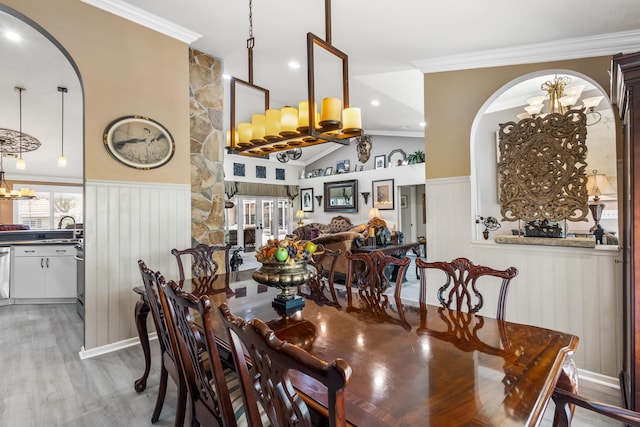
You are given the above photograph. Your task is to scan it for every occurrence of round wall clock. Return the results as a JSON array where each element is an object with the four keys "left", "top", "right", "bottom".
[{"left": 103, "top": 115, "right": 175, "bottom": 169}]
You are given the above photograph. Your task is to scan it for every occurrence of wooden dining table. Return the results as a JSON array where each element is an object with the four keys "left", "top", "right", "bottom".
[{"left": 134, "top": 270, "right": 579, "bottom": 426}]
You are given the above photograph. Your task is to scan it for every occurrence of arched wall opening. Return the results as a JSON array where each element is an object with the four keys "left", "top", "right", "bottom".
[{"left": 469, "top": 69, "right": 617, "bottom": 241}]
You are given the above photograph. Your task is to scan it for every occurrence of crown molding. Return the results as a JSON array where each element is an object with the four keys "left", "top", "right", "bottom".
[
  {"left": 81, "top": 0, "right": 201, "bottom": 44},
  {"left": 414, "top": 30, "right": 640, "bottom": 73}
]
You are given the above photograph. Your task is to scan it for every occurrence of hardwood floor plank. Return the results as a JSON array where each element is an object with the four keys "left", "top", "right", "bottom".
[{"left": 0, "top": 303, "right": 626, "bottom": 426}]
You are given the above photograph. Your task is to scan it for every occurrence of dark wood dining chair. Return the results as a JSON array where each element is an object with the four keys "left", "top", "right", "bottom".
[
  {"left": 345, "top": 250, "right": 411, "bottom": 329},
  {"left": 160, "top": 279, "right": 243, "bottom": 427},
  {"left": 300, "top": 244, "right": 342, "bottom": 308},
  {"left": 218, "top": 302, "right": 353, "bottom": 427},
  {"left": 137, "top": 260, "right": 186, "bottom": 427},
  {"left": 171, "top": 243, "right": 233, "bottom": 296},
  {"left": 415, "top": 257, "right": 518, "bottom": 320},
  {"left": 552, "top": 388, "right": 640, "bottom": 426}
]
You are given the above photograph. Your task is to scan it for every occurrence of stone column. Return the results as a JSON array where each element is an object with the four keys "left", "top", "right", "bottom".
[{"left": 189, "top": 48, "right": 225, "bottom": 248}]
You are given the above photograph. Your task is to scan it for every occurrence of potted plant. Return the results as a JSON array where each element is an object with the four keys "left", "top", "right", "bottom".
[{"left": 407, "top": 150, "right": 425, "bottom": 164}]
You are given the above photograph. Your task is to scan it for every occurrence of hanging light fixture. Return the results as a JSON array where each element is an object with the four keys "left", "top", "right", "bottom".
[
  {"left": 228, "top": 0, "right": 362, "bottom": 156},
  {"left": 57, "top": 86, "right": 68, "bottom": 167},
  {"left": 0, "top": 152, "right": 35, "bottom": 200},
  {"left": 519, "top": 76, "right": 603, "bottom": 125},
  {"left": 16, "top": 87, "right": 26, "bottom": 169}
]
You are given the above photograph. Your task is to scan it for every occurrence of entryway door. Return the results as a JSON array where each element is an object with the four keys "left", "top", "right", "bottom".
[{"left": 232, "top": 196, "right": 291, "bottom": 250}]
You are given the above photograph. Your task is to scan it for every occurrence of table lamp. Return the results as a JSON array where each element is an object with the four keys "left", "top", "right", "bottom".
[
  {"left": 295, "top": 209, "right": 306, "bottom": 228},
  {"left": 368, "top": 207, "right": 380, "bottom": 219},
  {"left": 586, "top": 170, "right": 615, "bottom": 232}
]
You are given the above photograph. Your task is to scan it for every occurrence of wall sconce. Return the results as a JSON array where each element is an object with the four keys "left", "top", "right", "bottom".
[
  {"left": 361, "top": 192, "right": 370, "bottom": 205},
  {"left": 315, "top": 195, "right": 323, "bottom": 207}
]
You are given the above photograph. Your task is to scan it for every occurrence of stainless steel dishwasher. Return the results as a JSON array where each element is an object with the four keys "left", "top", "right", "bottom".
[{"left": 0, "top": 246, "right": 10, "bottom": 299}]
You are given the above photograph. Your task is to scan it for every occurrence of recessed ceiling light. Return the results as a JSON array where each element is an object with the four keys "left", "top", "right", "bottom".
[
  {"left": 400, "top": 125, "right": 409, "bottom": 129},
  {"left": 370, "top": 99, "right": 380, "bottom": 106},
  {"left": 419, "top": 121, "right": 426, "bottom": 127},
  {"left": 222, "top": 74, "right": 231, "bottom": 80},
  {"left": 4, "top": 31, "right": 21, "bottom": 42},
  {"left": 288, "top": 61, "right": 301, "bottom": 70}
]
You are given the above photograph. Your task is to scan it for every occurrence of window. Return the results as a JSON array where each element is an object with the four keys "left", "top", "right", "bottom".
[{"left": 13, "top": 184, "right": 83, "bottom": 230}]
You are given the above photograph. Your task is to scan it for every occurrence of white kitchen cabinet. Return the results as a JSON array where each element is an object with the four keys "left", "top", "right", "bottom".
[{"left": 13, "top": 245, "right": 77, "bottom": 299}]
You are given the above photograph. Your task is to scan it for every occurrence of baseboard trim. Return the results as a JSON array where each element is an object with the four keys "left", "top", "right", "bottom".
[
  {"left": 578, "top": 368, "right": 621, "bottom": 389},
  {"left": 79, "top": 332, "right": 157, "bottom": 360}
]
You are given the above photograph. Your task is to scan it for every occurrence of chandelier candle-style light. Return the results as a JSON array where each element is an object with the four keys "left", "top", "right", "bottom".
[{"left": 227, "top": 0, "right": 362, "bottom": 156}]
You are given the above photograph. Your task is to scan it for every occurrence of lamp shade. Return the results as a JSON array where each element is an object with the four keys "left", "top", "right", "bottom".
[
  {"left": 586, "top": 170, "right": 615, "bottom": 197},
  {"left": 368, "top": 207, "right": 380, "bottom": 219},
  {"left": 295, "top": 209, "right": 306, "bottom": 220}
]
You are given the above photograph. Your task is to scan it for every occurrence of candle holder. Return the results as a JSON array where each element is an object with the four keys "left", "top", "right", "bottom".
[
  {"left": 361, "top": 192, "right": 370, "bottom": 205},
  {"left": 315, "top": 195, "right": 323, "bottom": 207}
]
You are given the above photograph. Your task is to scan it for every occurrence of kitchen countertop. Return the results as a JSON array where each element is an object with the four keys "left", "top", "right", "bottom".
[{"left": 0, "top": 239, "right": 82, "bottom": 246}]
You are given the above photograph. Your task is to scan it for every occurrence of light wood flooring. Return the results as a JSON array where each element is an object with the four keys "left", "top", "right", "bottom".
[{"left": 0, "top": 303, "right": 626, "bottom": 426}]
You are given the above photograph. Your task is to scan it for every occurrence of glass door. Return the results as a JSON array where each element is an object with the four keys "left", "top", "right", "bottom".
[{"left": 235, "top": 196, "right": 291, "bottom": 250}]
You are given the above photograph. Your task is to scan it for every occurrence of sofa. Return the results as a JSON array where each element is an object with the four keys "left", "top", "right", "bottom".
[{"left": 293, "top": 216, "right": 395, "bottom": 281}]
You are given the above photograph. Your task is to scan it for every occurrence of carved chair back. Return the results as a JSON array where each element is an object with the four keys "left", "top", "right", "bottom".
[
  {"left": 172, "top": 243, "right": 232, "bottom": 294},
  {"left": 345, "top": 250, "right": 410, "bottom": 328},
  {"left": 218, "top": 302, "right": 353, "bottom": 427},
  {"left": 161, "top": 279, "right": 238, "bottom": 427},
  {"left": 137, "top": 260, "right": 186, "bottom": 424},
  {"left": 305, "top": 244, "right": 342, "bottom": 307},
  {"left": 415, "top": 257, "right": 518, "bottom": 320}
]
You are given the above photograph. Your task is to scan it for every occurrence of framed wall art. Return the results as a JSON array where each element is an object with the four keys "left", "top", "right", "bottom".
[
  {"left": 301, "top": 188, "right": 314, "bottom": 212},
  {"left": 276, "top": 168, "right": 285, "bottom": 180},
  {"left": 325, "top": 166, "right": 333, "bottom": 176},
  {"left": 103, "top": 115, "right": 175, "bottom": 169},
  {"left": 324, "top": 180, "right": 358, "bottom": 213},
  {"left": 233, "top": 162, "right": 245, "bottom": 176},
  {"left": 374, "top": 154, "right": 386, "bottom": 169},
  {"left": 373, "top": 178, "right": 394, "bottom": 210},
  {"left": 256, "top": 165, "right": 266, "bottom": 178},
  {"left": 336, "top": 160, "right": 350, "bottom": 174}
]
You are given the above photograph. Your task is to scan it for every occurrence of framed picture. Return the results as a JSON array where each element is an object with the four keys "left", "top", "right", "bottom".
[
  {"left": 374, "top": 155, "right": 386, "bottom": 169},
  {"left": 301, "top": 188, "right": 314, "bottom": 212},
  {"left": 324, "top": 180, "right": 358, "bottom": 213},
  {"left": 325, "top": 166, "right": 333, "bottom": 176},
  {"left": 103, "top": 115, "right": 175, "bottom": 169},
  {"left": 387, "top": 149, "right": 406, "bottom": 167},
  {"left": 336, "top": 160, "right": 350, "bottom": 174},
  {"left": 276, "top": 168, "right": 285, "bottom": 180},
  {"left": 401, "top": 195, "right": 408, "bottom": 208},
  {"left": 233, "top": 163, "right": 245, "bottom": 176},
  {"left": 256, "top": 165, "right": 266, "bottom": 178},
  {"left": 373, "top": 178, "right": 394, "bottom": 210}
]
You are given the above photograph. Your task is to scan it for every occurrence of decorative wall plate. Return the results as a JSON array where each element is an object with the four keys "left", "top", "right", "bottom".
[{"left": 103, "top": 115, "right": 174, "bottom": 169}]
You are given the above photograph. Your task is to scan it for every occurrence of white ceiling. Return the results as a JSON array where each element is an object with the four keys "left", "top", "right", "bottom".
[{"left": 2, "top": 0, "right": 640, "bottom": 177}]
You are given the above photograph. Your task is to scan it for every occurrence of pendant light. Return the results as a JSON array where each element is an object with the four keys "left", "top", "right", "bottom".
[
  {"left": 58, "top": 86, "right": 68, "bottom": 167},
  {"left": 16, "top": 87, "right": 25, "bottom": 170}
]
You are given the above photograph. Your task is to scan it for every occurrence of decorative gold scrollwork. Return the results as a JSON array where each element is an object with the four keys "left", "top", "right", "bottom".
[{"left": 498, "top": 110, "right": 589, "bottom": 223}]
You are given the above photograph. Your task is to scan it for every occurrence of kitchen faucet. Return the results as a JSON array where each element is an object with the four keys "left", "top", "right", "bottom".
[{"left": 58, "top": 215, "right": 78, "bottom": 239}]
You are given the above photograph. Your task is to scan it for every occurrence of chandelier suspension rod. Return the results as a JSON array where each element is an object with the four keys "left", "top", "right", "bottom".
[
  {"left": 325, "top": 0, "right": 331, "bottom": 44},
  {"left": 247, "top": 0, "right": 254, "bottom": 84}
]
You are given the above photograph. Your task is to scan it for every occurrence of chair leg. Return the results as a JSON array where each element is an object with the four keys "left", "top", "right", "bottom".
[
  {"left": 151, "top": 363, "right": 169, "bottom": 423},
  {"left": 174, "top": 377, "right": 187, "bottom": 427}
]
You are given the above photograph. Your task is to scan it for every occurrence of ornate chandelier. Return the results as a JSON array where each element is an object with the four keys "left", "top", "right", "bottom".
[
  {"left": 518, "top": 76, "right": 603, "bottom": 125},
  {"left": 227, "top": 0, "right": 362, "bottom": 157}
]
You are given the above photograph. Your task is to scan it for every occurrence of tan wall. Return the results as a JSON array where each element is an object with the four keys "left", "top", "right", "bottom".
[
  {"left": 2, "top": 0, "right": 190, "bottom": 184},
  {"left": 424, "top": 57, "right": 612, "bottom": 179}
]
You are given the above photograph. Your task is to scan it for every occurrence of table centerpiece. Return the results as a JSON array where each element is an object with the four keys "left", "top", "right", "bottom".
[{"left": 253, "top": 236, "right": 319, "bottom": 315}]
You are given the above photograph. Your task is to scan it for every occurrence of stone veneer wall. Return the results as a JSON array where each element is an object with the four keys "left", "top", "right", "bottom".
[{"left": 189, "top": 48, "right": 226, "bottom": 251}]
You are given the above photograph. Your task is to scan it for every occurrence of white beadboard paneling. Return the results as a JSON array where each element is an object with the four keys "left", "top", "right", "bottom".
[
  {"left": 84, "top": 180, "right": 191, "bottom": 350},
  {"left": 426, "top": 177, "right": 623, "bottom": 376}
]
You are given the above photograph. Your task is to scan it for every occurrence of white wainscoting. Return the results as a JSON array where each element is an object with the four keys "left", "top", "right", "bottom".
[
  {"left": 84, "top": 180, "right": 191, "bottom": 351},
  {"left": 425, "top": 176, "right": 623, "bottom": 377}
]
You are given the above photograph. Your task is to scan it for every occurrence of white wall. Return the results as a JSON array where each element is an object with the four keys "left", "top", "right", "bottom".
[
  {"left": 297, "top": 163, "right": 425, "bottom": 228},
  {"left": 426, "top": 176, "right": 622, "bottom": 377}
]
